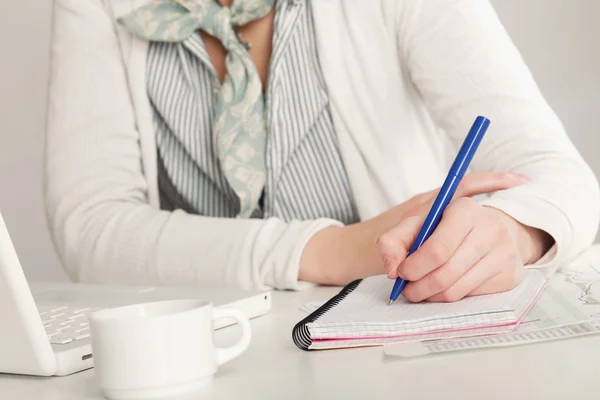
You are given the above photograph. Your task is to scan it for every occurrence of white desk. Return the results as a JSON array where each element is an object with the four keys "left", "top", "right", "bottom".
[{"left": 1, "top": 285, "right": 599, "bottom": 400}]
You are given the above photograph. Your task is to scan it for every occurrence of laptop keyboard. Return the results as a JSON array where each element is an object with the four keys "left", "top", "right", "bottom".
[{"left": 37, "top": 305, "right": 104, "bottom": 345}]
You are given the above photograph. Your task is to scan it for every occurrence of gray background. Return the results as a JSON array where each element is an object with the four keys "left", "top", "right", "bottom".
[{"left": 1, "top": 0, "right": 598, "bottom": 282}]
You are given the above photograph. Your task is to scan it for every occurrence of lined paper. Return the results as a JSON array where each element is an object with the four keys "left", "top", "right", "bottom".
[{"left": 307, "top": 270, "right": 545, "bottom": 340}]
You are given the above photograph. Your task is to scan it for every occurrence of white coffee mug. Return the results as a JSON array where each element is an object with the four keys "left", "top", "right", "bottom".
[{"left": 88, "top": 299, "right": 251, "bottom": 400}]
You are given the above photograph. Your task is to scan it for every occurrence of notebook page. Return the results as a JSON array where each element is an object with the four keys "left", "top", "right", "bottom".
[{"left": 309, "top": 269, "right": 545, "bottom": 338}]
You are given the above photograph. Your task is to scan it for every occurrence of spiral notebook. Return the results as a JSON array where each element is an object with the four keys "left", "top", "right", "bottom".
[{"left": 292, "top": 270, "right": 546, "bottom": 350}]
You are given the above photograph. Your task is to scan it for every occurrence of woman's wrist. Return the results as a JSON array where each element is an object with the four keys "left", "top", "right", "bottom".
[
  {"left": 299, "top": 222, "right": 382, "bottom": 286},
  {"left": 298, "top": 225, "right": 345, "bottom": 285},
  {"left": 486, "top": 207, "right": 554, "bottom": 265},
  {"left": 517, "top": 223, "right": 554, "bottom": 264}
]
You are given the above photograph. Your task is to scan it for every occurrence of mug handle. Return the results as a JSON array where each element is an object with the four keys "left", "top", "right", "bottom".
[{"left": 212, "top": 307, "right": 252, "bottom": 366}]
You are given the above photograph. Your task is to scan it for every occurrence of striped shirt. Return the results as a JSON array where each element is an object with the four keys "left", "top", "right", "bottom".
[{"left": 147, "top": 0, "right": 358, "bottom": 224}]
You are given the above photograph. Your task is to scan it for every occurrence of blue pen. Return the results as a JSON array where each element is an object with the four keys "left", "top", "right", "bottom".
[{"left": 388, "top": 116, "right": 491, "bottom": 305}]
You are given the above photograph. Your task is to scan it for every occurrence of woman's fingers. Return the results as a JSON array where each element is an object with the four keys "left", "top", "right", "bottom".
[
  {"left": 404, "top": 171, "right": 529, "bottom": 219},
  {"left": 456, "top": 172, "right": 530, "bottom": 198},
  {"left": 396, "top": 198, "right": 476, "bottom": 282},
  {"left": 375, "top": 216, "right": 424, "bottom": 278},
  {"left": 467, "top": 257, "right": 525, "bottom": 297},
  {"left": 424, "top": 253, "right": 504, "bottom": 302},
  {"left": 401, "top": 228, "right": 490, "bottom": 302},
  {"left": 422, "top": 221, "right": 524, "bottom": 303}
]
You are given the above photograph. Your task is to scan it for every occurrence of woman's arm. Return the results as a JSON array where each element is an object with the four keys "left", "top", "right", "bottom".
[
  {"left": 44, "top": 0, "right": 342, "bottom": 290},
  {"left": 394, "top": 0, "right": 599, "bottom": 275}
]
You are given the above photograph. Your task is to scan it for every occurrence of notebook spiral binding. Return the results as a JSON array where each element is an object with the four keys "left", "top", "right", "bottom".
[{"left": 292, "top": 279, "right": 363, "bottom": 351}]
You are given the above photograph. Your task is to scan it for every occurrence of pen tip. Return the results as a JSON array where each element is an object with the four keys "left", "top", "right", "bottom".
[{"left": 388, "top": 300, "right": 394, "bottom": 306}]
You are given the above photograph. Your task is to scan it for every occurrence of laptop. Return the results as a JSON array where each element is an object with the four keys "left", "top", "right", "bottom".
[{"left": 0, "top": 213, "right": 271, "bottom": 377}]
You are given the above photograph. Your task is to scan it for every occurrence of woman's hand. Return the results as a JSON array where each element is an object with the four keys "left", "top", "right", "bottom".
[
  {"left": 299, "top": 171, "right": 534, "bottom": 286},
  {"left": 376, "top": 198, "right": 553, "bottom": 303}
]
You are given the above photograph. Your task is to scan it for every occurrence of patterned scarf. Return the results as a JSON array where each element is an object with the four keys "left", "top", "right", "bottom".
[{"left": 119, "top": 0, "right": 275, "bottom": 218}]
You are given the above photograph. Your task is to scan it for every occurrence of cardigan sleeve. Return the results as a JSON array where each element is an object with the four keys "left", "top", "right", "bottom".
[
  {"left": 396, "top": 0, "right": 600, "bottom": 275},
  {"left": 44, "top": 0, "right": 341, "bottom": 290}
]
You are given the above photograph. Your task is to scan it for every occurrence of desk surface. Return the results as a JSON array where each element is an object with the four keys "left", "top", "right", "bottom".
[{"left": 1, "top": 284, "right": 599, "bottom": 400}]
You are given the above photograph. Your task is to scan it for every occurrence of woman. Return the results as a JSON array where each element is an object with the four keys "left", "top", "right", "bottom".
[{"left": 45, "top": 0, "right": 599, "bottom": 302}]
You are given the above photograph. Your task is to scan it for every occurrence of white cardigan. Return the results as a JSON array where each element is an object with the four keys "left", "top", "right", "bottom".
[{"left": 44, "top": 0, "right": 600, "bottom": 290}]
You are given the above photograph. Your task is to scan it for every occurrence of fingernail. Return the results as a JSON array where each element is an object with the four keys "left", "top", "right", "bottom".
[
  {"left": 516, "top": 173, "right": 531, "bottom": 182},
  {"left": 396, "top": 262, "right": 406, "bottom": 280},
  {"left": 384, "top": 257, "right": 396, "bottom": 274},
  {"left": 509, "top": 173, "right": 530, "bottom": 183}
]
